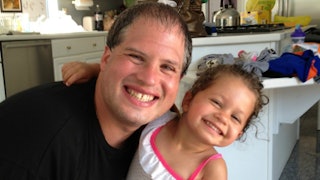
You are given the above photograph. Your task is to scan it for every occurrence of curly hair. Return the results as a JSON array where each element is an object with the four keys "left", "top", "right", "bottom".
[{"left": 189, "top": 64, "right": 269, "bottom": 140}]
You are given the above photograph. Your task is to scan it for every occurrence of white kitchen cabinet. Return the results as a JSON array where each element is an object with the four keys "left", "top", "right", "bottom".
[{"left": 52, "top": 35, "right": 106, "bottom": 81}]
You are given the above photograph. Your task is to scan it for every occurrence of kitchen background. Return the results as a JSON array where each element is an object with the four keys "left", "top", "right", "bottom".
[
  {"left": 0, "top": 0, "right": 236, "bottom": 34},
  {"left": 0, "top": 0, "right": 122, "bottom": 33},
  {"left": 0, "top": 0, "right": 319, "bottom": 34}
]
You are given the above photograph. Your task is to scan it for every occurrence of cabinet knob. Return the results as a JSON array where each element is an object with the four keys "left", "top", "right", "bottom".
[
  {"left": 92, "top": 43, "right": 97, "bottom": 47},
  {"left": 66, "top": 46, "right": 71, "bottom": 50}
]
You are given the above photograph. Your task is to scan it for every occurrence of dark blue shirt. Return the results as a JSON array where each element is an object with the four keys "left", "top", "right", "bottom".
[{"left": 0, "top": 79, "right": 142, "bottom": 180}]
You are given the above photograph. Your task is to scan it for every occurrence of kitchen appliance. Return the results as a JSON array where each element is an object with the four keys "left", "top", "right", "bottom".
[
  {"left": 216, "top": 23, "right": 289, "bottom": 33},
  {"left": 215, "top": 0, "right": 320, "bottom": 34},
  {"left": 1, "top": 40, "right": 54, "bottom": 98},
  {"left": 213, "top": 0, "right": 240, "bottom": 27}
]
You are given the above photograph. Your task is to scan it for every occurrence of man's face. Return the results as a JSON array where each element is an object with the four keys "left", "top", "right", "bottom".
[{"left": 96, "top": 18, "right": 185, "bottom": 130}]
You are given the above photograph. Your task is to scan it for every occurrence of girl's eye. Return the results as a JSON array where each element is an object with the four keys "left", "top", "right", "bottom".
[
  {"left": 211, "top": 99, "right": 221, "bottom": 108},
  {"left": 232, "top": 115, "right": 241, "bottom": 124}
]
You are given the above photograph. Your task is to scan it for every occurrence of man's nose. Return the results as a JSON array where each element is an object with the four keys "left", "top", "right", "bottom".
[{"left": 137, "top": 64, "right": 159, "bottom": 85}]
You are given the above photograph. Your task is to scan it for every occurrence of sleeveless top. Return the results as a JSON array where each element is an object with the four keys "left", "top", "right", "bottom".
[{"left": 126, "top": 112, "right": 223, "bottom": 180}]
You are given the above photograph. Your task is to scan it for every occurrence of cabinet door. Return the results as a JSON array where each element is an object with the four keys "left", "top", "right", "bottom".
[{"left": 53, "top": 52, "right": 102, "bottom": 81}]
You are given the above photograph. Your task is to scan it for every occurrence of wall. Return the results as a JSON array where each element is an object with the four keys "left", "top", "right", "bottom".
[
  {"left": 0, "top": 0, "right": 46, "bottom": 21},
  {"left": 22, "top": 0, "right": 47, "bottom": 21},
  {"left": 57, "top": 0, "right": 123, "bottom": 25},
  {"left": 0, "top": 0, "right": 46, "bottom": 33},
  {"left": 0, "top": 0, "right": 123, "bottom": 28}
]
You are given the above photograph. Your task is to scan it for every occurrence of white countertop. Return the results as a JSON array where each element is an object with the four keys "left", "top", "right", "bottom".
[
  {"left": 0, "top": 31, "right": 108, "bottom": 41},
  {"left": 192, "top": 31, "right": 289, "bottom": 46},
  {"left": 182, "top": 70, "right": 319, "bottom": 91},
  {"left": 192, "top": 25, "right": 316, "bottom": 47}
]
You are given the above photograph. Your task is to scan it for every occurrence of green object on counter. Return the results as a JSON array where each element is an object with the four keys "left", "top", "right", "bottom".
[{"left": 202, "top": 0, "right": 208, "bottom": 3}]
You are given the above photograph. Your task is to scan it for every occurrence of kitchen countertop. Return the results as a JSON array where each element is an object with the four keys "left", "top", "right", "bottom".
[
  {"left": 193, "top": 31, "right": 290, "bottom": 46},
  {"left": 192, "top": 25, "right": 315, "bottom": 46},
  {"left": 0, "top": 25, "right": 313, "bottom": 43},
  {"left": 0, "top": 31, "right": 108, "bottom": 41},
  {"left": 0, "top": 25, "right": 297, "bottom": 42},
  {"left": 182, "top": 70, "right": 318, "bottom": 91}
]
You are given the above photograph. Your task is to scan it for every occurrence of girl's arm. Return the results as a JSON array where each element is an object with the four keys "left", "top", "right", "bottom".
[{"left": 61, "top": 62, "right": 100, "bottom": 86}]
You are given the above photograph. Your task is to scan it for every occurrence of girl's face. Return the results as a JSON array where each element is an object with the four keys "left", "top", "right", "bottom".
[{"left": 181, "top": 75, "right": 256, "bottom": 147}]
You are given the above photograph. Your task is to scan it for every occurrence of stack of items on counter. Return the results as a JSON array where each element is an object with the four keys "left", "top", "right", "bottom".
[
  {"left": 240, "top": 0, "right": 311, "bottom": 27},
  {"left": 196, "top": 26, "right": 320, "bottom": 83},
  {"left": 241, "top": 0, "right": 275, "bottom": 25}
]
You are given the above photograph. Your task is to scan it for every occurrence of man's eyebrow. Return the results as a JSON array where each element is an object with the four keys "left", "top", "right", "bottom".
[
  {"left": 125, "top": 47, "right": 181, "bottom": 68},
  {"left": 124, "top": 47, "right": 145, "bottom": 55}
]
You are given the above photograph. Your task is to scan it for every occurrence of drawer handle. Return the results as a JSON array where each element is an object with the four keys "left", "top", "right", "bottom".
[
  {"left": 92, "top": 43, "right": 97, "bottom": 47},
  {"left": 66, "top": 46, "right": 71, "bottom": 50}
]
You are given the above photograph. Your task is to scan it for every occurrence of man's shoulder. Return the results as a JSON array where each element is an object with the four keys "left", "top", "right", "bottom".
[
  {"left": 2, "top": 79, "right": 96, "bottom": 106},
  {"left": 0, "top": 80, "right": 98, "bottom": 179}
]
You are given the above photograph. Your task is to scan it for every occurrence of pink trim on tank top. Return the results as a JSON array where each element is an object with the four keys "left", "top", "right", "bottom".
[{"left": 150, "top": 126, "right": 222, "bottom": 180}]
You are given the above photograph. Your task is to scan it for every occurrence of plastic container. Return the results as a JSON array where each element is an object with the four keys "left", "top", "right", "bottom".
[{"left": 291, "top": 24, "right": 305, "bottom": 44}]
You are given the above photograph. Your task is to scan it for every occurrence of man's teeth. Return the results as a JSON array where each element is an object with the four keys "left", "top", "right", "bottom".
[
  {"left": 205, "top": 121, "right": 222, "bottom": 135},
  {"left": 128, "top": 89, "right": 154, "bottom": 102}
]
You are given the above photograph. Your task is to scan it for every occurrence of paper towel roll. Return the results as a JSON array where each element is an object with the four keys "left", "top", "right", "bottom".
[
  {"left": 72, "top": 0, "right": 93, "bottom": 10},
  {"left": 83, "top": 16, "right": 94, "bottom": 31}
]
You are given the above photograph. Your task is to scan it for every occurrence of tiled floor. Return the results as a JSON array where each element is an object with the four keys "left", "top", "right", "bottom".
[{"left": 279, "top": 104, "right": 320, "bottom": 180}]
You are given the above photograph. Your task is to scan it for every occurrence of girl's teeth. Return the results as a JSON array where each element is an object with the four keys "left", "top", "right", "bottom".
[{"left": 205, "top": 121, "right": 222, "bottom": 135}]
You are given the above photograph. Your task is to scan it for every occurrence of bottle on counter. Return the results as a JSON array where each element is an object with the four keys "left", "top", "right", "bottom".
[
  {"left": 94, "top": 4, "right": 104, "bottom": 31},
  {"left": 291, "top": 24, "right": 306, "bottom": 44},
  {"left": 283, "top": 24, "right": 306, "bottom": 52}
]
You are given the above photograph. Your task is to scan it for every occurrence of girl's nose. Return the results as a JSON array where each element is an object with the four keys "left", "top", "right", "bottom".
[{"left": 215, "top": 110, "right": 228, "bottom": 125}]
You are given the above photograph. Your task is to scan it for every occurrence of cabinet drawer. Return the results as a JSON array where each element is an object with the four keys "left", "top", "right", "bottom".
[
  {"left": 52, "top": 36, "right": 105, "bottom": 58},
  {"left": 53, "top": 52, "right": 102, "bottom": 81}
]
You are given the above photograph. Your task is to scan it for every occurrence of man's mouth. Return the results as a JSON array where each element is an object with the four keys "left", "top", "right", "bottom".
[
  {"left": 127, "top": 88, "right": 156, "bottom": 102},
  {"left": 204, "top": 120, "right": 223, "bottom": 135}
]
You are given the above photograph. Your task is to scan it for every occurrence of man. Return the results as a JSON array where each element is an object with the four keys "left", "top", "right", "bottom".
[{"left": 0, "top": 2, "right": 192, "bottom": 180}]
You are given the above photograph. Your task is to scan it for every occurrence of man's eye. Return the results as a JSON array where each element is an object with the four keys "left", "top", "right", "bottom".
[
  {"left": 161, "top": 64, "right": 176, "bottom": 72},
  {"left": 128, "top": 54, "right": 143, "bottom": 64}
]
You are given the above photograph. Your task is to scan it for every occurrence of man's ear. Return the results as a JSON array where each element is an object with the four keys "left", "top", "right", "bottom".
[
  {"left": 181, "top": 91, "right": 193, "bottom": 112},
  {"left": 100, "top": 46, "right": 111, "bottom": 71}
]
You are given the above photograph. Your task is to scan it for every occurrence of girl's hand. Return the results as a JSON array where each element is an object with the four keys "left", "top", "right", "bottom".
[{"left": 62, "top": 62, "right": 100, "bottom": 86}]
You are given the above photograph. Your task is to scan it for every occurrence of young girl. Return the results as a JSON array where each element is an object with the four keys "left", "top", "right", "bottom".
[{"left": 62, "top": 62, "right": 268, "bottom": 179}]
